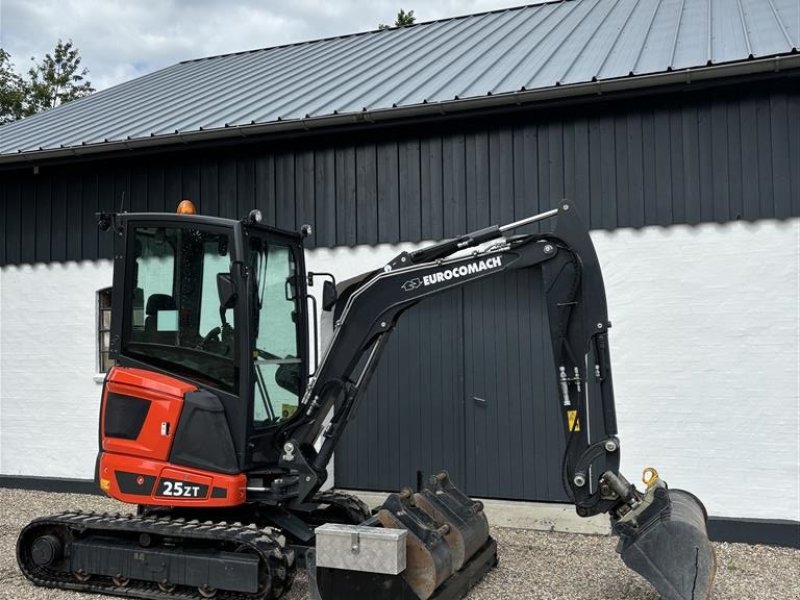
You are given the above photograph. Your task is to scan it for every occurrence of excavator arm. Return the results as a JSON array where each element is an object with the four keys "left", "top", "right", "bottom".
[
  {"left": 280, "top": 203, "right": 621, "bottom": 512},
  {"left": 278, "top": 202, "right": 716, "bottom": 600}
]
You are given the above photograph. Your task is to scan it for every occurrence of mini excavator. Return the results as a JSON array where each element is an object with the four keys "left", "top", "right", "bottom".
[{"left": 18, "top": 201, "right": 715, "bottom": 600}]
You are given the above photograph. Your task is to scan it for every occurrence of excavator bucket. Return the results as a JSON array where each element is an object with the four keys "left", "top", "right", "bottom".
[
  {"left": 376, "top": 472, "right": 496, "bottom": 600},
  {"left": 613, "top": 481, "right": 716, "bottom": 600},
  {"left": 412, "top": 472, "right": 490, "bottom": 571},
  {"left": 314, "top": 472, "right": 496, "bottom": 600}
]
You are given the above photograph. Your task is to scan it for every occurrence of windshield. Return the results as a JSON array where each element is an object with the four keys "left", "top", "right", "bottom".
[
  {"left": 249, "top": 235, "right": 302, "bottom": 426},
  {"left": 123, "top": 226, "right": 238, "bottom": 392}
]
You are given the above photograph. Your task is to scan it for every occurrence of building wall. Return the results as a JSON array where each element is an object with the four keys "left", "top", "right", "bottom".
[
  {"left": 593, "top": 219, "right": 798, "bottom": 522},
  {"left": 0, "top": 260, "right": 112, "bottom": 478},
  {"left": 2, "top": 218, "right": 797, "bottom": 520},
  {"left": 2, "top": 79, "right": 799, "bottom": 267}
]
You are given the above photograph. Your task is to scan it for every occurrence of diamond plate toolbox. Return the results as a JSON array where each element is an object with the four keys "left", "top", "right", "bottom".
[{"left": 315, "top": 524, "right": 407, "bottom": 575}]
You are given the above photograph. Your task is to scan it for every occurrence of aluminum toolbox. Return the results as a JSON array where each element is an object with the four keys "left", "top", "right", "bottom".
[{"left": 315, "top": 524, "right": 407, "bottom": 575}]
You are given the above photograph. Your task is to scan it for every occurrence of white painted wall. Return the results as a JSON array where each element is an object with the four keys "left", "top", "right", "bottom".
[
  {"left": 1, "top": 219, "right": 797, "bottom": 521},
  {"left": 0, "top": 260, "right": 113, "bottom": 478},
  {"left": 592, "top": 219, "right": 799, "bottom": 523}
]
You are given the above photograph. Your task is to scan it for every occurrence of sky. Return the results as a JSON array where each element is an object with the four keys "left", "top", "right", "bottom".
[{"left": 0, "top": 0, "right": 544, "bottom": 91}]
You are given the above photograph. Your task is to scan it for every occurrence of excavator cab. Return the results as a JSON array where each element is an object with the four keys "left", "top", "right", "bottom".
[{"left": 104, "top": 210, "right": 313, "bottom": 490}]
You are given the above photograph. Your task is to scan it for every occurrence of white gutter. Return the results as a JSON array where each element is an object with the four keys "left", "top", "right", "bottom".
[{"left": 1, "top": 54, "right": 798, "bottom": 167}]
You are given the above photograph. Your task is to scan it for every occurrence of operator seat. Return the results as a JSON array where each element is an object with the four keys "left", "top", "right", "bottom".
[{"left": 144, "top": 294, "right": 178, "bottom": 344}]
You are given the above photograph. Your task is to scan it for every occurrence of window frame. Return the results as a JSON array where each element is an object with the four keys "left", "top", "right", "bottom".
[
  {"left": 249, "top": 238, "right": 304, "bottom": 427},
  {"left": 241, "top": 226, "right": 310, "bottom": 433},
  {"left": 97, "top": 286, "right": 115, "bottom": 374}
]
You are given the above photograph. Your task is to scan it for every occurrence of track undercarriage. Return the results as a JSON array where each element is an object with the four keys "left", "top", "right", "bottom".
[
  {"left": 17, "top": 480, "right": 497, "bottom": 600},
  {"left": 17, "top": 491, "right": 371, "bottom": 600},
  {"left": 18, "top": 511, "right": 296, "bottom": 600}
]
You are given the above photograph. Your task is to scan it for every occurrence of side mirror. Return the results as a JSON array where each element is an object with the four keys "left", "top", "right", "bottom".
[
  {"left": 322, "top": 280, "right": 338, "bottom": 311},
  {"left": 217, "top": 272, "right": 237, "bottom": 309}
]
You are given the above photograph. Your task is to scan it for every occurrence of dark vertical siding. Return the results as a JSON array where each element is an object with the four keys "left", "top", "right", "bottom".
[
  {"left": 442, "top": 135, "right": 466, "bottom": 238},
  {"left": 420, "top": 137, "right": 444, "bottom": 240},
  {"left": 275, "top": 154, "right": 295, "bottom": 231},
  {"left": 336, "top": 269, "right": 570, "bottom": 502},
  {"left": 0, "top": 182, "right": 6, "bottom": 265},
  {"left": 19, "top": 178, "right": 36, "bottom": 264},
  {"left": 34, "top": 175, "right": 51, "bottom": 263},
  {"left": 770, "top": 93, "right": 792, "bottom": 219},
  {"left": 789, "top": 92, "right": 800, "bottom": 216},
  {"left": 335, "top": 147, "right": 357, "bottom": 246},
  {"left": 376, "top": 142, "right": 400, "bottom": 243},
  {"left": 355, "top": 145, "right": 378, "bottom": 245},
  {"left": 51, "top": 177, "right": 67, "bottom": 262},
  {"left": 398, "top": 139, "right": 421, "bottom": 240},
  {"left": 254, "top": 154, "right": 275, "bottom": 226},
  {"left": 5, "top": 180, "right": 20, "bottom": 264},
  {"left": 336, "top": 290, "right": 466, "bottom": 491},
  {"left": 314, "top": 150, "right": 336, "bottom": 247},
  {"left": 2, "top": 82, "right": 798, "bottom": 267},
  {"left": 236, "top": 158, "right": 255, "bottom": 221},
  {"left": 66, "top": 174, "right": 82, "bottom": 261}
]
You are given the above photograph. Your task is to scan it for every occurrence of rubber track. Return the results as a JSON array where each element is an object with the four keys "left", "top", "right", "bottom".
[
  {"left": 311, "top": 490, "right": 372, "bottom": 523},
  {"left": 17, "top": 511, "right": 296, "bottom": 600}
]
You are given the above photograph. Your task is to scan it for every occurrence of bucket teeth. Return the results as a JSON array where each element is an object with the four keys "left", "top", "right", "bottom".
[{"left": 377, "top": 471, "right": 491, "bottom": 600}]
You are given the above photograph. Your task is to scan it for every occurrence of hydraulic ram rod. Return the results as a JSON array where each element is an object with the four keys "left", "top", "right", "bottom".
[
  {"left": 499, "top": 208, "right": 559, "bottom": 233},
  {"left": 411, "top": 207, "right": 561, "bottom": 264}
]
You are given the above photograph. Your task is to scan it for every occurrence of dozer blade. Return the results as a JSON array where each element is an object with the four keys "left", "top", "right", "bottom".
[{"left": 613, "top": 483, "right": 716, "bottom": 600}]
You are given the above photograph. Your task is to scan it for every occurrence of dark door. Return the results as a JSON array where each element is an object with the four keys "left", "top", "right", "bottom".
[
  {"left": 335, "top": 290, "right": 466, "bottom": 491},
  {"left": 335, "top": 271, "right": 568, "bottom": 502},
  {"left": 462, "top": 270, "right": 568, "bottom": 501}
]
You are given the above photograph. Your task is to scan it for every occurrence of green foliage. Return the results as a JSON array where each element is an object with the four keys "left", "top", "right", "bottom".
[
  {"left": 0, "top": 49, "right": 27, "bottom": 124},
  {"left": 379, "top": 8, "right": 416, "bottom": 30},
  {"left": 0, "top": 40, "right": 94, "bottom": 124},
  {"left": 26, "top": 40, "right": 95, "bottom": 114}
]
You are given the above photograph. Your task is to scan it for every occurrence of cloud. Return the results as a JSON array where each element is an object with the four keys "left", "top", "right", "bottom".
[{"left": 0, "top": 0, "right": 540, "bottom": 90}]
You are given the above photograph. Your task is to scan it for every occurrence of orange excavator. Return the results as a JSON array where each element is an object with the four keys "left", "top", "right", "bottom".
[{"left": 17, "top": 201, "right": 715, "bottom": 600}]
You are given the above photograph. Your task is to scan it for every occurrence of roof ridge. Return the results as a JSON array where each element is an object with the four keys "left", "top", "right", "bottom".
[{"left": 177, "top": 0, "right": 568, "bottom": 65}]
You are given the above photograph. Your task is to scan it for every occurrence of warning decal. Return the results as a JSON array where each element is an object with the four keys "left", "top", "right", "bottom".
[{"left": 567, "top": 409, "right": 580, "bottom": 432}]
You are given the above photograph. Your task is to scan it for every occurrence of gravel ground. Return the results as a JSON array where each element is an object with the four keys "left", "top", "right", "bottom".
[{"left": 1, "top": 489, "right": 797, "bottom": 600}]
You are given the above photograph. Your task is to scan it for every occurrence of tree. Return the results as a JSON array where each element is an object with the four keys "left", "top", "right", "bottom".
[
  {"left": 0, "top": 49, "right": 27, "bottom": 124},
  {"left": 25, "top": 40, "right": 94, "bottom": 114},
  {"left": 379, "top": 8, "right": 416, "bottom": 30}
]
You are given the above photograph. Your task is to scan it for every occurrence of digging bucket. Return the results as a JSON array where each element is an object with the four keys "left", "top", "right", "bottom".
[
  {"left": 614, "top": 482, "right": 716, "bottom": 600},
  {"left": 376, "top": 471, "right": 495, "bottom": 599},
  {"left": 413, "top": 472, "right": 490, "bottom": 571}
]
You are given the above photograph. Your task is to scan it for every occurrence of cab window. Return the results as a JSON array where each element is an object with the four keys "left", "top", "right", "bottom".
[
  {"left": 123, "top": 226, "right": 238, "bottom": 392},
  {"left": 249, "top": 236, "right": 303, "bottom": 425}
]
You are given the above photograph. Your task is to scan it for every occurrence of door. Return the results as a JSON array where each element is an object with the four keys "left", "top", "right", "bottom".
[
  {"left": 462, "top": 270, "right": 568, "bottom": 501},
  {"left": 335, "top": 271, "right": 568, "bottom": 502},
  {"left": 335, "top": 290, "right": 466, "bottom": 491}
]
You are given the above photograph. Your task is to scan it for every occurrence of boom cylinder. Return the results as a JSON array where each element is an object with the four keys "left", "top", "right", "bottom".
[{"left": 411, "top": 208, "right": 560, "bottom": 264}]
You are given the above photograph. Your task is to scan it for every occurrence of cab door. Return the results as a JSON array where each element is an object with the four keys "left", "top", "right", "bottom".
[{"left": 241, "top": 226, "right": 310, "bottom": 468}]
